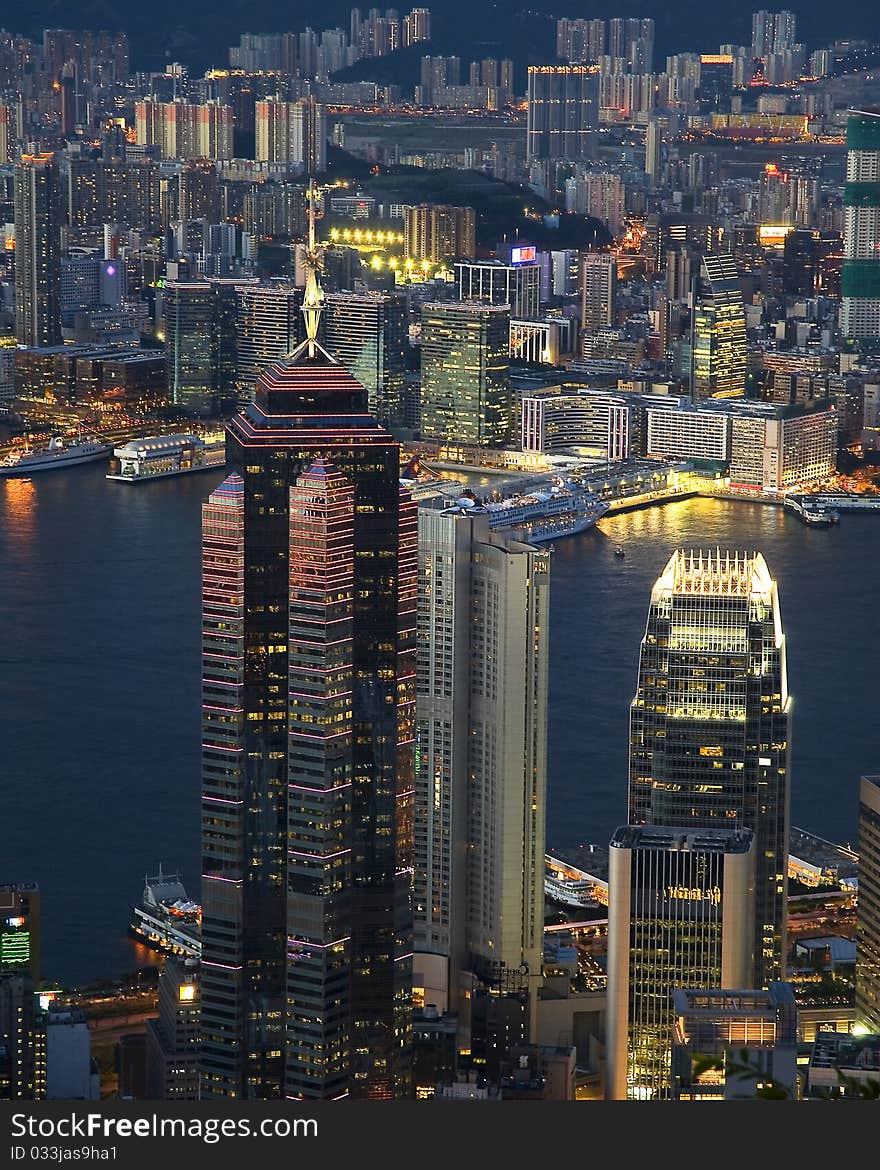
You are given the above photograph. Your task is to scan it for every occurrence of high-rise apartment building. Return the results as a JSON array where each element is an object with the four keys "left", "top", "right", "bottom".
[
  {"left": 403, "top": 8, "right": 431, "bottom": 47},
  {"left": 14, "top": 153, "right": 63, "bottom": 347},
  {"left": 455, "top": 259, "right": 540, "bottom": 320},
  {"left": 232, "top": 283, "right": 301, "bottom": 403},
  {"left": 580, "top": 252, "right": 617, "bottom": 334},
  {"left": 856, "top": 775, "right": 880, "bottom": 1033},
  {"left": 320, "top": 291, "right": 407, "bottom": 425},
  {"left": 606, "top": 825, "right": 755, "bottom": 1100},
  {"left": 841, "top": 111, "right": 880, "bottom": 344},
  {"left": 526, "top": 66, "right": 600, "bottom": 162},
  {"left": 556, "top": 18, "right": 606, "bottom": 63},
  {"left": 255, "top": 98, "right": 326, "bottom": 173},
  {"left": 690, "top": 253, "right": 747, "bottom": 399},
  {"left": 629, "top": 550, "right": 791, "bottom": 989},
  {"left": 752, "top": 10, "right": 797, "bottom": 57},
  {"left": 403, "top": 204, "right": 475, "bottom": 263},
  {"left": 414, "top": 506, "right": 549, "bottom": 1034},
  {"left": 136, "top": 99, "right": 233, "bottom": 161},
  {"left": 199, "top": 216, "right": 416, "bottom": 1100},
  {"left": 420, "top": 302, "right": 511, "bottom": 446}
]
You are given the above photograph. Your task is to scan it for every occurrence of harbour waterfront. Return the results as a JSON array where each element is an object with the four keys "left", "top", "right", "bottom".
[{"left": 1, "top": 464, "right": 875, "bottom": 985}]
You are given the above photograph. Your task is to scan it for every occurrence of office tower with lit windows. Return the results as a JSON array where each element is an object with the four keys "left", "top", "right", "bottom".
[
  {"left": 526, "top": 66, "right": 600, "bottom": 162},
  {"left": 420, "top": 302, "right": 511, "bottom": 446},
  {"left": 606, "top": 825, "right": 755, "bottom": 1100},
  {"left": 414, "top": 506, "right": 549, "bottom": 1036},
  {"left": 856, "top": 775, "right": 880, "bottom": 1033},
  {"left": 145, "top": 959, "right": 200, "bottom": 1100},
  {"left": 320, "top": 291, "right": 407, "bottom": 425},
  {"left": 199, "top": 214, "right": 416, "bottom": 1101},
  {"left": 698, "top": 56, "right": 734, "bottom": 112},
  {"left": 403, "top": 204, "right": 475, "bottom": 263},
  {"left": 162, "top": 282, "right": 223, "bottom": 412},
  {"left": 233, "top": 283, "right": 301, "bottom": 403},
  {"left": 14, "top": 153, "right": 62, "bottom": 347},
  {"left": 629, "top": 549, "right": 791, "bottom": 990},
  {"left": 841, "top": 110, "right": 880, "bottom": 344},
  {"left": 581, "top": 252, "right": 617, "bottom": 335},
  {"left": 0, "top": 973, "right": 42, "bottom": 1099},
  {"left": 690, "top": 254, "right": 747, "bottom": 399},
  {"left": 455, "top": 258, "right": 541, "bottom": 320}
]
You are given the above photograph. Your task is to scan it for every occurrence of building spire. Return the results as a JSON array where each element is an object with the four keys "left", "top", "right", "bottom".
[{"left": 301, "top": 179, "right": 325, "bottom": 358}]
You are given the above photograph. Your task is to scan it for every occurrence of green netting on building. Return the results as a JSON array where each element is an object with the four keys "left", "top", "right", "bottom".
[
  {"left": 847, "top": 114, "right": 880, "bottom": 151},
  {"left": 842, "top": 260, "right": 880, "bottom": 298},
  {"left": 844, "top": 181, "right": 880, "bottom": 207}
]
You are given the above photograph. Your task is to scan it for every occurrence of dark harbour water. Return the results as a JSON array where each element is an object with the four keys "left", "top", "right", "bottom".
[{"left": 1, "top": 464, "right": 876, "bottom": 986}]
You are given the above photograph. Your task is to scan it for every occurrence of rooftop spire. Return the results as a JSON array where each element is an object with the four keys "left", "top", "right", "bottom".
[{"left": 301, "top": 179, "right": 325, "bottom": 358}]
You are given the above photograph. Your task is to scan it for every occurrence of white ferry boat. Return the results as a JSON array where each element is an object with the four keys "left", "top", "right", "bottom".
[
  {"left": 128, "top": 868, "right": 201, "bottom": 960},
  {"left": 0, "top": 435, "right": 112, "bottom": 477},
  {"left": 106, "top": 432, "right": 226, "bottom": 482},
  {"left": 484, "top": 484, "right": 609, "bottom": 543}
]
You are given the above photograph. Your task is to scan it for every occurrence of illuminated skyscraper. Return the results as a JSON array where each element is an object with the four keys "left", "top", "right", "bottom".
[
  {"left": 135, "top": 99, "right": 233, "bottom": 160},
  {"left": 320, "top": 291, "right": 407, "bottom": 425},
  {"left": 199, "top": 203, "right": 416, "bottom": 1100},
  {"left": 629, "top": 550, "right": 791, "bottom": 989},
  {"left": 856, "top": 775, "right": 880, "bottom": 1033},
  {"left": 403, "top": 204, "right": 475, "bottom": 263},
  {"left": 420, "top": 301, "right": 511, "bottom": 446},
  {"left": 255, "top": 97, "right": 326, "bottom": 173},
  {"left": 690, "top": 254, "right": 747, "bottom": 399},
  {"left": 606, "top": 825, "right": 755, "bottom": 1099},
  {"left": 414, "top": 507, "right": 549, "bottom": 1037},
  {"left": 580, "top": 252, "right": 617, "bottom": 334},
  {"left": 233, "top": 283, "right": 301, "bottom": 403},
  {"left": 0, "top": 884, "right": 40, "bottom": 982},
  {"left": 526, "top": 66, "right": 599, "bottom": 162},
  {"left": 14, "top": 154, "right": 62, "bottom": 347},
  {"left": 841, "top": 110, "right": 880, "bottom": 344}
]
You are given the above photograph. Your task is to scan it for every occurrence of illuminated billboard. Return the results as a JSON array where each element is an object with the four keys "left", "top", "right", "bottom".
[
  {"left": 758, "top": 224, "right": 794, "bottom": 247},
  {"left": 510, "top": 245, "right": 537, "bottom": 264}
]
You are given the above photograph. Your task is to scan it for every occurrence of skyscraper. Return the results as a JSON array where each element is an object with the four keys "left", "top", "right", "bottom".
[
  {"left": 455, "top": 258, "right": 541, "bottom": 320},
  {"left": 606, "top": 825, "right": 755, "bottom": 1100},
  {"left": 420, "top": 302, "right": 511, "bottom": 447},
  {"left": 856, "top": 775, "right": 880, "bottom": 1033},
  {"left": 841, "top": 110, "right": 880, "bottom": 345},
  {"left": 0, "top": 884, "right": 40, "bottom": 982},
  {"left": 629, "top": 550, "right": 791, "bottom": 988},
  {"left": 145, "top": 959, "right": 200, "bottom": 1100},
  {"left": 690, "top": 254, "right": 747, "bottom": 399},
  {"left": 320, "top": 291, "right": 407, "bottom": 425},
  {"left": 403, "top": 204, "right": 476, "bottom": 263},
  {"left": 199, "top": 203, "right": 416, "bottom": 1100},
  {"left": 14, "top": 153, "right": 62, "bottom": 347},
  {"left": 233, "top": 283, "right": 301, "bottom": 403},
  {"left": 162, "top": 281, "right": 235, "bottom": 413},
  {"left": 255, "top": 97, "right": 327, "bottom": 173},
  {"left": 526, "top": 66, "right": 600, "bottom": 162},
  {"left": 414, "top": 506, "right": 549, "bottom": 1036},
  {"left": 580, "top": 252, "right": 617, "bottom": 334}
]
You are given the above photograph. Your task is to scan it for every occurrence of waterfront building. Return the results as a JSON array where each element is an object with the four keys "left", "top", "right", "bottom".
[
  {"left": 320, "top": 291, "right": 407, "bottom": 425},
  {"left": 146, "top": 959, "right": 200, "bottom": 1100},
  {"left": 645, "top": 404, "right": 729, "bottom": 463},
  {"left": 162, "top": 281, "right": 232, "bottom": 413},
  {"left": 725, "top": 402, "right": 837, "bottom": 492},
  {"left": 856, "top": 775, "right": 880, "bottom": 1033},
  {"left": 690, "top": 254, "right": 747, "bottom": 399},
  {"left": 414, "top": 507, "right": 549, "bottom": 1037},
  {"left": 404, "top": 205, "right": 475, "bottom": 263},
  {"left": 0, "top": 884, "right": 40, "bottom": 982},
  {"left": 199, "top": 207, "right": 416, "bottom": 1100},
  {"left": 455, "top": 259, "right": 541, "bottom": 321},
  {"left": 580, "top": 252, "right": 617, "bottom": 335},
  {"left": 14, "top": 154, "right": 62, "bottom": 348},
  {"left": 840, "top": 110, "right": 880, "bottom": 344},
  {"left": 526, "top": 66, "right": 600, "bottom": 162},
  {"left": 606, "top": 825, "right": 755, "bottom": 1100},
  {"left": 420, "top": 302, "right": 511, "bottom": 446},
  {"left": 629, "top": 549, "right": 791, "bottom": 989},
  {"left": 671, "top": 984, "right": 798, "bottom": 1100}
]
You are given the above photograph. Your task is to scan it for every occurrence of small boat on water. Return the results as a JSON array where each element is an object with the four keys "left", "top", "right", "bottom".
[{"left": 614, "top": 546, "right": 625, "bottom": 558}]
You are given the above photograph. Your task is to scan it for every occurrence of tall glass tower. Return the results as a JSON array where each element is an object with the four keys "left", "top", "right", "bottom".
[
  {"left": 690, "top": 254, "right": 747, "bottom": 399},
  {"left": 628, "top": 549, "right": 791, "bottom": 988},
  {"left": 199, "top": 198, "right": 416, "bottom": 1100},
  {"left": 14, "top": 154, "right": 62, "bottom": 347}
]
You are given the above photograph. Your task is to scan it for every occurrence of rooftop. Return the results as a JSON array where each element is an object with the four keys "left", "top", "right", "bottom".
[
  {"left": 657, "top": 548, "right": 775, "bottom": 600},
  {"left": 610, "top": 824, "right": 754, "bottom": 854}
]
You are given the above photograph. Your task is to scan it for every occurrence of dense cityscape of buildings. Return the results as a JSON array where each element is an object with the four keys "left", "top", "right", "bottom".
[{"left": 4, "top": 4, "right": 880, "bottom": 1109}]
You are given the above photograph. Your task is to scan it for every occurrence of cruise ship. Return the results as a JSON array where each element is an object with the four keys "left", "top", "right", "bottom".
[
  {"left": 106, "top": 432, "right": 226, "bottom": 482},
  {"left": 0, "top": 435, "right": 112, "bottom": 476},
  {"left": 128, "top": 868, "right": 201, "bottom": 960},
  {"left": 484, "top": 484, "right": 609, "bottom": 543}
]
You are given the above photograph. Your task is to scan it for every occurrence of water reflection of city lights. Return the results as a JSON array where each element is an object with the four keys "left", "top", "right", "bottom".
[{"left": 2, "top": 476, "right": 37, "bottom": 539}]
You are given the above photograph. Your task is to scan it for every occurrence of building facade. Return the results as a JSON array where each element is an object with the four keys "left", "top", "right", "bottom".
[
  {"left": 628, "top": 549, "right": 791, "bottom": 989},
  {"left": 404, "top": 205, "right": 475, "bottom": 263},
  {"left": 840, "top": 110, "right": 880, "bottom": 344},
  {"left": 455, "top": 259, "right": 541, "bottom": 321},
  {"left": 526, "top": 66, "right": 600, "bottom": 162},
  {"left": 856, "top": 775, "right": 880, "bottom": 1033},
  {"left": 606, "top": 825, "right": 755, "bottom": 1099},
  {"left": 14, "top": 153, "right": 62, "bottom": 348},
  {"left": 320, "top": 291, "right": 407, "bottom": 425},
  {"left": 690, "top": 254, "right": 747, "bottom": 399}
]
